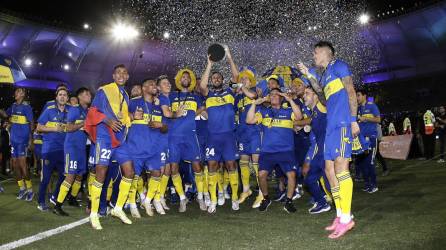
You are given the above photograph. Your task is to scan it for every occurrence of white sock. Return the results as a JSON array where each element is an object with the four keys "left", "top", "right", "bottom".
[
  {"left": 197, "top": 192, "right": 203, "bottom": 199},
  {"left": 179, "top": 194, "right": 186, "bottom": 200},
  {"left": 340, "top": 213, "right": 351, "bottom": 224},
  {"left": 336, "top": 208, "right": 342, "bottom": 218}
]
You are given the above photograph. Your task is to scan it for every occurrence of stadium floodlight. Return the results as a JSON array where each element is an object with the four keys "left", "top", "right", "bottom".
[
  {"left": 359, "top": 13, "right": 370, "bottom": 25},
  {"left": 63, "top": 64, "right": 70, "bottom": 71},
  {"left": 83, "top": 23, "right": 90, "bottom": 30},
  {"left": 24, "top": 58, "right": 32, "bottom": 67},
  {"left": 163, "top": 31, "right": 170, "bottom": 39},
  {"left": 111, "top": 22, "right": 139, "bottom": 41}
]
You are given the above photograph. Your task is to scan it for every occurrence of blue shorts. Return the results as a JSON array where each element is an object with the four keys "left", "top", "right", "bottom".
[
  {"left": 95, "top": 138, "right": 131, "bottom": 167},
  {"left": 11, "top": 142, "right": 28, "bottom": 158},
  {"left": 259, "top": 151, "right": 297, "bottom": 174},
  {"left": 305, "top": 142, "right": 318, "bottom": 164},
  {"left": 324, "top": 126, "right": 352, "bottom": 161},
  {"left": 64, "top": 145, "right": 87, "bottom": 175},
  {"left": 88, "top": 144, "right": 96, "bottom": 170},
  {"left": 34, "top": 145, "right": 42, "bottom": 159},
  {"left": 197, "top": 135, "right": 208, "bottom": 161},
  {"left": 42, "top": 150, "right": 65, "bottom": 173},
  {"left": 169, "top": 134, "right": 201, "bottom": 164},
  {"left": 133, "top": 153, "right": 165, "bottom": 175},
  {"left": 206, "top": 132, "right": 239, "bottom": 162},
  {"left": 238, "top": 132, "right": 261, "bottom": 155}
]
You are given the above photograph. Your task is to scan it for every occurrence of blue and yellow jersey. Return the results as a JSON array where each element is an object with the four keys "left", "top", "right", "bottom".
[
  {"left": 310, "top": 102, "right": 328, "bottom": 148},
  {"left": 32, "top": 131, "right": 43, "bottom": 145},
  {"left": 91, "top": 83, "right": 130, "bottom": 144},
  {"left": 169, "top": 91, "right": 202, "bottom": 136},
  {"left": 205, "top": 88, "right": 236, "bottom": 134},
  {"left": 308, "top": 59, "right": 352, "bottom": 130},
  {"left": 257, "top": 106, "right": 296, "bottom": 153},
  {"left": 235, "top": 89, "right": 260, "bottom": 138},
  {"left": 6, "top": 102, "right": 33, "bottom": 144},
  {"left": 37, "top": 105, "right": 68, "bottom": 154},
  {"left": 291, "top": 98, "right": 312, "bottom": 136},
  {"left": 127, "top": 97, "right": 164, "bottom": 158},
  {"left": 65, "top": 105, "right": 88, "bottom": 148},
  {"left": 358, "top": 102, "right": 380, "bottom": 138}
]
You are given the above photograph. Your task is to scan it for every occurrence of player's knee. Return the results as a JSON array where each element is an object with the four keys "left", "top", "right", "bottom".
[{"left": 259, "top": 170, "right": 268, "bottom": 179}]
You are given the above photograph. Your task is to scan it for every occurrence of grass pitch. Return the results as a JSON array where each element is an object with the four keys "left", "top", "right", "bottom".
[{"left": 1, "top": 159, "right": 446, "bottom": 249}]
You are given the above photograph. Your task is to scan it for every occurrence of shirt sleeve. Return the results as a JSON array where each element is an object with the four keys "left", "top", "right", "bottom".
[
  {"left": 159, "top": 95, "right": 170, "bottom": 107},
  {"left": 6, "top": 106, "right": 12, "bottom": 116},
  {"left": 67, "top": 108, "right": 79, "bottom": 123},
  {"left": 371, "top": 104, "right": 380, "bottom": 117},
  {"left": 334, "top": 60, "right": 352, "bottom": 79},
  {"left": 37, "top": 109, "right": 48, "bottom": 125},
  {"left": 25, "top": 106, "right": 33, "bottom": 123},
  {"left": 128, "top": 99, "right": 138, "bottom": 113},
  {"left": 195, "top": 94, "right": 203, "bottom": 109},
  {"left": 256, "top": 107, "right": 265, "bottom": 124},
  {"left": 91, "top": 89, "right": 107, "bottom": 113}
]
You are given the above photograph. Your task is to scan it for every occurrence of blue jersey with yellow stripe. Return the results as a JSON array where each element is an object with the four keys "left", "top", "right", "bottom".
[
  {"left": 358, "top": 102, "right": 380, "bottom": 138},
  {"left": 235, "top": 90, "right": 260, "bottom": 139},
  {"left": 37, "top": 105, "right": 68, "bottom": 154},
  {"left": 65, "top": 105, "right": 88, "bottom": 148},
  {"left": 205, "top": 88, "right": 236, "bottom": 134},
  {"left": 169, "top": 92, "right": 202, "bottom": 136},
  {"left": 128, "top": 97, "right": 164, "bottom": 158},
  {"left": 91, "top": 84, "right": 130, "bottom": 144},
  {"left": 309, "top": 59, "right": 352, "bottom": 130},
  {"left": 257, "top": 106, "right": 296, "bottom": 153},
  {"left": 6, "top": 102, "right": 33, "bottom": 144}
]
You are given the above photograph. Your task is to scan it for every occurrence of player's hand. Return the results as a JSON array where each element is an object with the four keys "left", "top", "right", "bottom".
[
  {"left": 154, "top": 97, "right": 160, "bottom": 106},
  {"left": 358, "top": 116, "right": 366, "bottom": 122},
  {"left": 148, "top": 121, "right": 163, "bottom": 129},
  {"left": 296, "top": 62, "right": 309, "bottom": 76},
  {"left": 351, "top": 121, "right": 360, "bottom": 138},
  {"left": 105, "top": 118, "right": 123, "bottom": 132},
  {"left": 254, "top": 97, "right": 267, "bottom": 105},
  {"left": 302, "top": 163, "right": 310, "bottom": 177},
  {"left": 278, "top": 92, "right": 293, "bottom": 102},
  {"left": 177, "top": 105, "right": 186, "bottom": 117},
  {"left": 55, "top": 123, "right": 64, "bottom": 132},
  {"left": 207, "top": 54, "right": 214, "bottom": 65},
  {"left": 134, "top": 107, "right": 144, "bottom": 120}
]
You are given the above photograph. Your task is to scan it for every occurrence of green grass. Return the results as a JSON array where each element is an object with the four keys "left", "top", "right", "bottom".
[{"left": 1, "top": 159, "right": 446, "bottom": 249}]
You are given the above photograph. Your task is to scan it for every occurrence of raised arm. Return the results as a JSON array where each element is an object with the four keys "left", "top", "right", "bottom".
[
  {"left": 200, "top": 56, "right": 213, "bottom": 96},
  {"left": 223, "top": 45, "right": 239, "bottom": 83},
  {"left": 280, "top": 93, "right": 303, "bottom": 121},
  {"left": 246, "top": 98, "right": 265, "bottom": 124},
  {"left": 296, "top": 63, "right": 326, "bottom": 105}
]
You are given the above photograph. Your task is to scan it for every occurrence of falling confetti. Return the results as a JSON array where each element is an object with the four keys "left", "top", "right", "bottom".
[{"left": 115, "top": 0, "right": 380, "bottom": 87}]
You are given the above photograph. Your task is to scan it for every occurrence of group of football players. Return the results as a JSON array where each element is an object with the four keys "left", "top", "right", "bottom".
[{"left": 0, "top": 41, "right": 381, "bottom": 239}]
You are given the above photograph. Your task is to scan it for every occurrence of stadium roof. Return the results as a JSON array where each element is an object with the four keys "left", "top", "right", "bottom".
[{"left": 0, "top": 1, "right": 445, "bottom": 90}]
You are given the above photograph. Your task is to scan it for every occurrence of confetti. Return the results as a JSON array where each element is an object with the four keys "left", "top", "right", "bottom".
[{"left": 115, "top": 0, "right": 379, "bottom": 87}]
